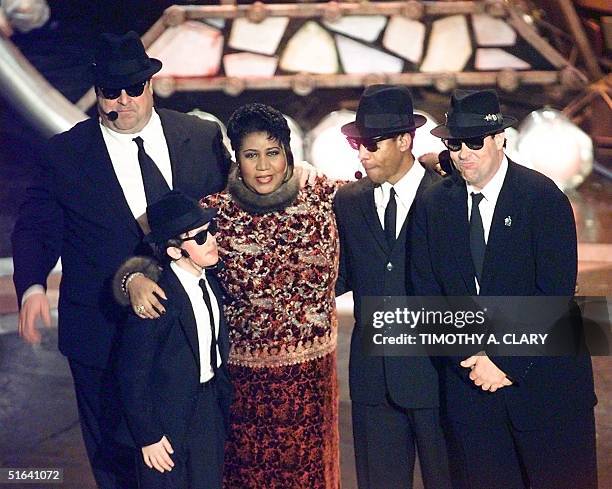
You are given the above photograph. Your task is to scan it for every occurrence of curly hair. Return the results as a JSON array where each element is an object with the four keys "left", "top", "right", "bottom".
[{"left": 226, "top": 103, "right": 294, "bottom": 168}]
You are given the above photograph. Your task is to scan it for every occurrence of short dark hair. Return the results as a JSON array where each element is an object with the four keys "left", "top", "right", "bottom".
[
  {"left": 152, "top": 237, "right": 182, "bottom": 263},
  {"left": 227, "top": 103, "right": 294, "bottom": 169}
]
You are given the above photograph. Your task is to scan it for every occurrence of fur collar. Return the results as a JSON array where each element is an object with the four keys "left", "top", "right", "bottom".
[{"left": 226, "top": 165, "right": 299, "bottom": 214}]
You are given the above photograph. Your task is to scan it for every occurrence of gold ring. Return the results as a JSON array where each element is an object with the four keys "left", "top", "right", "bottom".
[{"left": 135, "top": 305, "right": 145, "bottom": 314}]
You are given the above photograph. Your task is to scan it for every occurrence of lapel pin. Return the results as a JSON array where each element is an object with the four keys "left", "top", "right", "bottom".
[{"left": 504, "top": 216, "right": 512, "bottom": 227}]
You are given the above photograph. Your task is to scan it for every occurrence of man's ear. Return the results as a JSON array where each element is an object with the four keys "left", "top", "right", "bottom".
[
  {"left": 493, "top": 132, "right": 506, "bottom": 150},
  {"left": 166, "top": 246, "right": 182, "bottom": 261},
  {"left": 398, "top": 132, "right": 413, "bottom": 152}
]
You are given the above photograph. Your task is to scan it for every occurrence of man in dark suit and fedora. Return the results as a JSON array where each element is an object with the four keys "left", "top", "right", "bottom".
[
  {"left": 411, "top": 89, "right": 597, "bottom": 489},
  {"left": 11, "top": 31, "right": 231, "bottom": 488},
  {"left": 115, "top": 190, "right": 232, "bottom": 489},
  {"left": 334, "top": 84, "right": 451, "bottom": 489}
]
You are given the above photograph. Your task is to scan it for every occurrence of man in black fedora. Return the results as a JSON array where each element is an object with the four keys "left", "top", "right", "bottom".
[
  {"left": 334, "top": 84, "right": 451, "bottom": 489},
  {"left": 11, "top": 31, "right": 231, "bottom": 487},
  {"left": 411, "top": 89, "right": 597, "bottom": 488},
  {"left": 115, "top": 190, "right": 232, "bottom": 489}
]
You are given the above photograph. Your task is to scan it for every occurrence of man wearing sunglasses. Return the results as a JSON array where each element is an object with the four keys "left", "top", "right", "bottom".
[
  {"left": 411, "top": 89, "right": 596, "bottom": 488},
  {"left": 11, "top": 31, "right": 231, "bottom": 488},
  {"left": 334, "top": 85, "right": 452, "bottom": 489}
]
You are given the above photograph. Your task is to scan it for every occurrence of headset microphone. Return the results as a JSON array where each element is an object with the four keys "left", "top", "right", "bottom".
[{"left": 104, "top": 110, "right": 119, "bottom": 121}]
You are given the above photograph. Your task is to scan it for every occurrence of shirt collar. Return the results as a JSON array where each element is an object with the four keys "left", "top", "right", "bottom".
[
  {"left": 170, "top": 261, "right": 207, "bottom": 289},
  {"left": 380, "top": 159, "right": 425, "bottom": 205},
  {"left": 98, "top": 109, "right": 162, "bottom": 144},
  {"left": 466, "top": 154, "right": 508, "bottom": 203}
]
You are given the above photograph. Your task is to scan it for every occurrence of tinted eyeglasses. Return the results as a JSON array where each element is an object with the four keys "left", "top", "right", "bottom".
[
  {"left": 346, "top": 134, "right": 400, "bottom": 153},
  {"left": 442, "top": 135, "right": 493, "bottom": 152},
  {"left": 97, "top": 81, "right": 148, "bottom": 100},
  {"left": 181, "top": 221, "right": 218, "bottom": 245}
]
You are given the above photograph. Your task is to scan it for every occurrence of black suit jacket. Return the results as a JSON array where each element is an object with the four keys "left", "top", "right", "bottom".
[
  {"left": 411, "top": 160, "right": 596, "bottom": 429},
  {"left": 11, "top": 109, "right": 231, "bottom": 368},
  {"left": 334, "top": 168, "right": 442, "bottom": 408},
  {"left": 114, "top": 268, "right": 233, "bottom": 449}
]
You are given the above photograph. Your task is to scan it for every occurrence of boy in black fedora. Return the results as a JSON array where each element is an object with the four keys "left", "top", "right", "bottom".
[
  {"left": 11, "top": 30, "right": 231, "bottom": 488},
  {"left": 115, "top": 190, "right": 232, "bottom": 489},
  {"left": 334, "top": 84, "right": 452, "bottom": 489},
  {"left": 412, "top": 89, "right": 597, "bottom": 489}
]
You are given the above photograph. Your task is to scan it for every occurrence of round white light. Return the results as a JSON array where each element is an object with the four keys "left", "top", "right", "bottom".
[
  {"left": 413, "top": 110, "right": 446, "bottom": 159},
  {"left": 305, "top": 110, "right": 362, "bottom": 181},
  {"left": 283, "top": 113, "right": 304, "bottom": 165},
  {"left": 516, "top": 109, "right": 593, "bottom": 190}
]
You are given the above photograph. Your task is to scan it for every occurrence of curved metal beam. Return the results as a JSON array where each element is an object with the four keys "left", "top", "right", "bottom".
[{"left": 0, "top": 32, "right": 87, "bottom": 138}]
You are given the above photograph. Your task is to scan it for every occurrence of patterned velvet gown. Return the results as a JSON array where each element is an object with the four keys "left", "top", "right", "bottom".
[{"left": 202, "top": 175, "right": 340, "bottom": 489}]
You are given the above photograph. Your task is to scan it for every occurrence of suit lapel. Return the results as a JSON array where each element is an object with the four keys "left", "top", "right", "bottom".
[
  {"left": 401, "top": 170, "right": 436, "bottom": 254},
  {"left": 78, "top": 124, "right": 142, "bottom": 238},
  {"left": 447, "top": 175, "right": 478, "bottom": 294},
  {"left": 158, "top": 110, "right": 190, "bottom": 192},
  {"left": 165, "top": 271, "right": 201, "bottom": 370},
  {"left": 358, "top": 179, "right": 389, "bottom": 254},
  {"left": 480, "top": 162, "right": 519, "bottom": 294},
  {"left": 206, "top": 270, "right": 230, "bottom": 362}
]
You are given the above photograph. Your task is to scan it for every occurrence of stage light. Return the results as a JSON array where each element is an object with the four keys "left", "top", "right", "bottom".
[
  {"left": 283, "top": 114, "right": 305, "bottom": 164},
  {"left": 305, "top": 110, "right": 362, "bottom": 181},
  {"left": 3, "top": 0, "right": 49, "bottom": 33},
  {"left": 503, "top": 127, "right": 521, "bottom": 163},
  {"left": 516, "top": 109, "right": 593, "bottom": 190},
  {"left": 412, "top": 110, "right": 446, "bottom": 160}
]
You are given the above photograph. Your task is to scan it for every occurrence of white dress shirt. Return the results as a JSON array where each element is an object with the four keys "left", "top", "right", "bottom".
[
  {"left": 100, "top": 109, "right": 173, "bottom": 220},
  {"left": 171, "top": 262, "right": 221, "bottom": 383},
  {"left": 374, "top": 160, "right": 425, "bottom": 238},
  {"left": 466, "top": 155, "right": 509, "bottom": 291}
]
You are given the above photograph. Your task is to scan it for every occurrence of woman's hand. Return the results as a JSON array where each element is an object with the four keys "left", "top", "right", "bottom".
[
  {"left": 294, "top": 161, "right": 322, "bottom": 188},
  {"left": 128, "top": 274, "right": 167, "bottom": 319},
  {"left": 418, "top": 152, "right": 446, "bottom": 176}
]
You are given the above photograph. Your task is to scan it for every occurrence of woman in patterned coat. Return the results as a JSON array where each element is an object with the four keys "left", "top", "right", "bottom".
[{"left": 120, "top": 103, "right": 341, "bottom": 489}]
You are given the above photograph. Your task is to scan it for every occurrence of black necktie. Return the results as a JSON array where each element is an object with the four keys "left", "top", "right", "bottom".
[
  {"left": 133, "top": 136, "right": 170, "bottom": 205},
  {"left": 470, "top": 192, "right": 486, "bottom": 283},
  {"left": 384, "top": 187, "right": 397, "bottom": 247},
  {"left": 198, "top": 278, "right": 218, "bottom": 373}
]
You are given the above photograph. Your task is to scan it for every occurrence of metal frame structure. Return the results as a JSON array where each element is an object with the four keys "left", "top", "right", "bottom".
[
  {"left": 0, "top": 1, "right": 605, "bottom": 140},
  {"left": 133, "top": 0, "right": 587, "bottom": 100}
]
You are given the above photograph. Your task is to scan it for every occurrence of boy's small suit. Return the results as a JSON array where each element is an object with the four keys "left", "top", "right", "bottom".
[{"left": 114, "top": 265, "right": 232, "bottom": 489}]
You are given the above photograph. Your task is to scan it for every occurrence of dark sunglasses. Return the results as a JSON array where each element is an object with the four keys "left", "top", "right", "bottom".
[
  {"left": 346, "top": 134, "right": 400, "bottom": 153},
  {"left": 442, "top": 135, "right": 493, "bottom": 152},
  {"left": 181, "top": 220, "right": 218, "bottom": 245},
  {"left": 97, "top": 81, "right": 148, "bottom": 100}
]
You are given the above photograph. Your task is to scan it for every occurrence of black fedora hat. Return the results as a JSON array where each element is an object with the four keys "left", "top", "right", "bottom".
[
  {"left": 341, "top": 84, "right": 427, "bottom": 139},
  {"left": 93, "top": 31, "right": 162, "bottom": 89},
  {"left": 431, "top": 89, "right": 517, "bottom": 139},
  {"left": 144, "top": 191, "right": 217, "bottom": 244}
]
